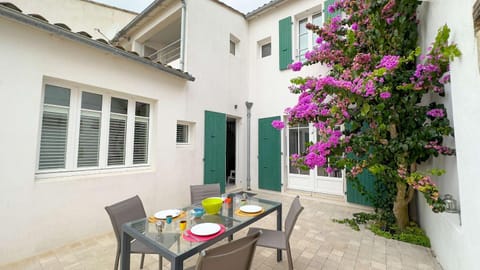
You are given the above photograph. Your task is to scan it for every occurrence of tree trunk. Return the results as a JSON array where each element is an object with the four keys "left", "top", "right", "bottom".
[{"left": 393, "top": 182, "right": 415, "bottom": 230}]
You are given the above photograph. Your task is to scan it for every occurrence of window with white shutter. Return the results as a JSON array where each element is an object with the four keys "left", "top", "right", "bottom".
[
  {"left": 176, "top": 124, "right": 189, "bottom": 144},
  {"left": 38, "top": 85, "right": 71, "bottom": 170},
  {"left": 37, "top": 80, "right": 153, "bottom": 176},
  {"left": 108, "top": 97, "right": 128, "bottom": 166},
  {"left": 133, "top": 102, "right": 149, "bottom": 164},
  {"left": 77, "top": 92, "right": 102, "bottom": 167}
]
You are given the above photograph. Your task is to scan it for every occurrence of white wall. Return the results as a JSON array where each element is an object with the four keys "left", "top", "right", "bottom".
[
  {"left": 8, "top": 0, "right": 136, "bottom": 39},
  {"left": 179, "top": 0, "right": 250, "bottom": 188},
  {"left": 0, "top": 17, "right": 191, "bottom": 265},
  {"left": 417, "top": 1, "right": 480, "bottom": 269},
  {"left": 247, "top": 0, "right": 330, "bottom": 190}
]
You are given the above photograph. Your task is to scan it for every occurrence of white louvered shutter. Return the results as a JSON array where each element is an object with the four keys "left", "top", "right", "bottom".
[
  {"left": 38, "top": 85, "right": 70, "bottom": 170},
  {"left": 108, "top": 97, "right": 128, "bottom": 166},
  {"left": 77, "top": 92, "right": 102, "bottom": 167},
  {"left": 133, "top": 102, "right": 149, "bottom": 164}
]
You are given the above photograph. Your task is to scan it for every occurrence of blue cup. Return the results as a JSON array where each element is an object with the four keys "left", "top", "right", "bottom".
[{"left": 166, "top": 215, "right": 173, "bottom": 224}]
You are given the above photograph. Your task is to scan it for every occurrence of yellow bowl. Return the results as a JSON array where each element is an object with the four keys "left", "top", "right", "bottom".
[{"left": 201, "top": 197, "right": 223, "bottom": 214}]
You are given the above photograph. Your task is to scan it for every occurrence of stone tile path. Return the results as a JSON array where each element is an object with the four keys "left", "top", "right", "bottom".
[{"left": 0, "top": 191, "right": 442, "bottom": 270}]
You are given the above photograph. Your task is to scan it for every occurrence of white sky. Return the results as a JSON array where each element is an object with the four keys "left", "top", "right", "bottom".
[{"left": 92, "top": 0, "right": 272, "bottom": 14}]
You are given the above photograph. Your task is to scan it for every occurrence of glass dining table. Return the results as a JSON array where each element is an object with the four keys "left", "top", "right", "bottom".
[{"left": 120, "top": 194, "right": 282, "bottom": 270}]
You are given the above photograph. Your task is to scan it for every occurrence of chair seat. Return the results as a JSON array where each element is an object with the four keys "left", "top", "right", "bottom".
[{"left": 247, "top": 227, "right": 287, "bottom": 250}]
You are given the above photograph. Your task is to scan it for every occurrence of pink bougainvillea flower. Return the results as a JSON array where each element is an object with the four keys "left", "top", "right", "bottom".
[
  {"left": 377, "top": 55, "right": 400, "bottom": 71},
  {"left": 271, "top": 120, "right": 285, "bottom": 130},
  {"left": 379, "top": 92, "right": 391, "bottom": 99},
  {"left": 426, "top": 108, "right": 444, "bottom": 118},
  {"left": 289, "top": 61, "right": 303, "bottom": 71}
]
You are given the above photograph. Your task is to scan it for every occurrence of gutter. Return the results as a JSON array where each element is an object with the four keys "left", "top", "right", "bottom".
[
  {"left": 180, "top": 0, "right": 186, "bottom": 71},
  {"left": 0, "top": 4, "right": 195, "bottom": 81}
]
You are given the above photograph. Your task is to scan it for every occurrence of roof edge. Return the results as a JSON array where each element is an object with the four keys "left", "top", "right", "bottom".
[
  {"left": 245, "top": 0, "right": 288, "bottom": 19},
  {"left": 111, "top": 0, "right": 167, "bottom": 43},
  {"left": 0, "top": 3, "right": 195, "bottom": 81}
]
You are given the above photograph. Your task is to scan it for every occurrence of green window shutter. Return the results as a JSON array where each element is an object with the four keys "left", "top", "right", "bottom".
[{"left": 278, "top": 16, "right": 292, "bottom": 70}]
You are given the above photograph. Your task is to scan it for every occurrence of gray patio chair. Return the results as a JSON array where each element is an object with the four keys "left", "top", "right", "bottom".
[
  {"left": 247, "top": 195, "right": 304, "bottom": 270},
  {"left": 190, "top": 183, "right": 221, "bottom": 204},
  {"left": 185, "top": 230, "right": 262, "bottom": 270},
  {"left": 105, "top": 195, "right": 162, "bottom": 270}
]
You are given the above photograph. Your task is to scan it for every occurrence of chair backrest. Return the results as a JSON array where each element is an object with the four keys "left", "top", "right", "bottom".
[
  {"left": 105, "top": 195, "right": 147, "bottom": 246},
  {"left": 190, "top": 183, "right": 221, "bottom": 204},
  {"left": 195, "top": 231, "right": 262, "bottom": 270},
  {"left": 284, "top": 196, "right": 304, "bottom": 240}
]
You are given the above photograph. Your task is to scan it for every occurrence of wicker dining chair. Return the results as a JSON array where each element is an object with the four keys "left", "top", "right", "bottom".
[
  {"left": 190, "top": 183, "right": 221, "bottom": 204},
  {"left": 185, "top": 230, "right": 262, "bottom": 270},
  {"left": 105, "top": 195, "right": 162, "bottom": 270},
  {"left": 247, "top": 196, "right": 304, "bottom": 270}
]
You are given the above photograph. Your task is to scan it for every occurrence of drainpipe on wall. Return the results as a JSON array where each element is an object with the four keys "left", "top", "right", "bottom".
[
  {"left": 180, "top": 0, "right": 186, "bottom": 71},
  {"left": 245, "top": 102, "right": 254, "bottom": 190}
]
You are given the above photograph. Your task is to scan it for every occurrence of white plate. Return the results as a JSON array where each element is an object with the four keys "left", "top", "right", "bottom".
[
  {"left": 240, "top": 205, "right": 263, "bottom": 213},
  {"left": 154, "top": 209, "right": 181, "bottom": 219},
  {"left": 190, "top": 223, "right": 221, "bottom": 236}
]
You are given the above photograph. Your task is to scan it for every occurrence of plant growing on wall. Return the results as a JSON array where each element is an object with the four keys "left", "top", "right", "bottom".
[{"left": 275, "top": 0, "right": 461, "bottom": 230}]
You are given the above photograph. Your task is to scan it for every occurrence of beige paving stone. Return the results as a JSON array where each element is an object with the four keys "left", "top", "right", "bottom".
[{"left": 0, "top": 191, "right": 444, "bottom": 270}]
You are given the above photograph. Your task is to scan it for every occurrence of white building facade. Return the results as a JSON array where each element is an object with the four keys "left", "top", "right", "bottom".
[{"left": 0, "top": 0, "right": 479, "bottom": 269}]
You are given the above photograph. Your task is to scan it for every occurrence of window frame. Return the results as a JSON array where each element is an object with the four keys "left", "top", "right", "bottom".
[
  {"left": 295, "top": 11, "right": 323, "bottom": 61},
  {"left": 176, "top": 121, "right": 194, "bottom": 146},
  {"left": 36, "top": 79, "right": 152, "bottom": 178}
]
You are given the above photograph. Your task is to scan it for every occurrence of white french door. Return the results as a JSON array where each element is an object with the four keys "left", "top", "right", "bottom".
[{"left": 287, "top": 123, "right": 344, "bottom": 195}]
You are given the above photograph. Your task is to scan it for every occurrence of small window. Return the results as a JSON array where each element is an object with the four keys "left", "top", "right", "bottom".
[
  {"left": 230, "top": 40, "right": 236, "bottom": 55},
  {"left": 261, "top": 43, "right": 271, "bottom": 58},
  {"left": 230, "top": 34, "right": 240, "bottom": 56},
  {"left": 176, "top": 124, "right": 189, "bottom": 144}
]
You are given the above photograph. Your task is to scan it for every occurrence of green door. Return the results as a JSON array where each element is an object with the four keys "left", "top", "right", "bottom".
[
  {"left": 204, "top": 111, "right": 226, "bottom": 193},
  {"left": 258, "top": 117, "right": 281, "bottom": 191},
  {"left": 346, "top": 170, "right": 375, "bottom": 206}
]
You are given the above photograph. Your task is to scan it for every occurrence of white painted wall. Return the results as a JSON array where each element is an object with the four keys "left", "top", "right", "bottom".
[
  {"left": 179, "top": 0, "right": 250, "bottom": 188},
  {"left": 417, "top": 1, "right": 480, "bottom": 269},
  {"left": 8, "top": 0, "right": 136, "bottom": 39},
  {"left": 246, "top": 0, "right": 331, "bottom": 191},
  {"left": 0, "top": 16, "right": 191, "bottom": 265}
]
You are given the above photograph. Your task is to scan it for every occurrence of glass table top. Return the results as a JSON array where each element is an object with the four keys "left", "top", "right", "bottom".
[{"left": 123, "top": 195, "right": 281, "bottom": 257}]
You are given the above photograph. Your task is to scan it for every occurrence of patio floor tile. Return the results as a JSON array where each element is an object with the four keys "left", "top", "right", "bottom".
[{"left": 0, "top": 190, "right": 442, "bottom": 270}]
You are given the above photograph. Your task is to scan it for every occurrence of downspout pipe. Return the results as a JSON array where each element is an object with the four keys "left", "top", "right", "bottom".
[
  {"left": 245, "top": 102, "right": 254, "bottom": 190},
  {"left": 180, "top": 0, "right": 186, "bottom": 71}
]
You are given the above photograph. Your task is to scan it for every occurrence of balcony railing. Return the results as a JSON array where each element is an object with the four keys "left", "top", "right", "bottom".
[{"left": 148, "top": 39, "right": 181, "bottom": 65}]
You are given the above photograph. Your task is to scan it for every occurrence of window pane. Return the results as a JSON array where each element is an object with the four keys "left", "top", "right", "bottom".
[
  {"left": 44, "top": 84, "right": 70, "bottom": 106},
  {"left": 230, "top": 40, "right": 236, "bottom": 55},
  {"left": 39, "top": 106, "right": 69, "bottom": 170},
  {"left": 176, "top": 124, "right": 188, "bottom": 143},
  {"left": 135, "top": 102, "right": 149, "bottom": 117},
  {"left": 288, "top": 125, "right": 309, "bottom": 175},
  {"left": 261, "top": 43, "right": 271, "bottom": 58},
  {"left": 312, "top": 13, "right": 322, "bottom": 46},
  {"left": 77, "top": 111, "right": 101, "bottom": 167},
  {"left": 134, "top": 103, "right": 150, "bottom": 164},
  {"left": 298, "top": 18, "right": 308, "bottom": 61},
  {"left": 111, "top": 97, "right": 128, "bottom": 114},
  {"left": 81, "top": 92, "right": 102, "bottom": 111},
  {"left": 299, "top": 18, "right": 308, "bottom": 34}
]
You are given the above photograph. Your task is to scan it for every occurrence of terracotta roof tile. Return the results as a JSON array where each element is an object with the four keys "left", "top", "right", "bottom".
[{"left": 0, "top": 2, "right": 195, "bottom": 81}]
